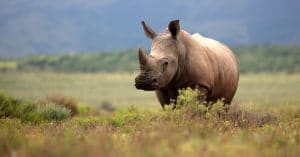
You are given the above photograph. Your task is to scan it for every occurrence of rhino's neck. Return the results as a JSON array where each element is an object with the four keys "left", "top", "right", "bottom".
[
  {"left": 168, "top": 31, "right": 188, "bottom": 87},
  {"left": 168, "top": 30, "right": 208, "bottom": 88}
]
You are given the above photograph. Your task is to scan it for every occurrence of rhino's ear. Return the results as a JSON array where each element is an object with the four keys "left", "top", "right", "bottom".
[
  {"left": 138, "top": 48, "right": 148, "bottom": 65},
  {"left": 168, "top": 20, "right": 180, "bottom": 38},
  {"left": 141, "top": 21, "right": 157, "bottom": 40}
]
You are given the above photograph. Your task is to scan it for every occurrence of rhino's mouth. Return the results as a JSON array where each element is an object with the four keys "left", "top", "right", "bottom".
[
  {"left": 135, "top": 84, "right": 158, "bottom": 91},
  {"left": 135, "top": 76, "right": 159, "bottom": 91}
]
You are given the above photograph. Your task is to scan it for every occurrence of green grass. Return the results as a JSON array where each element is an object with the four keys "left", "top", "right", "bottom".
[
  {"left": 0, "top": 72, "right": 299, "bottom": 108},
  {"left": 0, "top": 72, "right": 300, "bottom": 157},
  {"left": 0, "top": 72, "right": 156, "bottom": 108},
  {"left": 0, "top": 61, "right": 17, "bottom": 72}
]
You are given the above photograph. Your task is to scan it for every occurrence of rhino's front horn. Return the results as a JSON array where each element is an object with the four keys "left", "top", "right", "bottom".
[{"left": 138, "top": 48, "right": 147, "bottom": 65}]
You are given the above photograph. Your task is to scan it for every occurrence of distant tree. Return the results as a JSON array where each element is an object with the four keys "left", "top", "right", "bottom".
[{"left": 12, "top": 45, "right": 300, "bottom": 73}]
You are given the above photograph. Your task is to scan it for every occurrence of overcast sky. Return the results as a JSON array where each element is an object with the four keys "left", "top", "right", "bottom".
[{"left": 0, "top": 0, "right": 299, "bottom": 56}]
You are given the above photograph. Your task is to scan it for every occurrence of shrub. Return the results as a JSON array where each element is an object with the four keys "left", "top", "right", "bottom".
[
  {"left": 227, "top": 104, "right": 274, "bottom": 128},
  {"left": 0, "top": 92, "right": 35, "bottom": 119},
  {"left": 77, "top": 103, "right": 93, "bottom": 116},
  {"left": 22, "top": 103, "right": 71, "bottom": 123},
  {"left": 108, "top": 106, "right": 140, "bottom": 127},
  {"left": 167, "top": 88, "right": 208, "bottom": 120},
  {"left": 39, "top": 95, "right": 78, "bottom": 116},
  {"left": 37, "top": 103, "right": 71, "bottom": 121},
  {"left": 0, "top": 92, "right": 72, "bottom": 123},
  {"left": 167, "top": 88, "right": 273, "bottom": 128},
  {"left": 0, "top": 92, "right": 22, "bottom": 118}
]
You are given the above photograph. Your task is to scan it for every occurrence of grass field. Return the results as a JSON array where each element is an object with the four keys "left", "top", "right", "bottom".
[
  {"left": 0, "top": 72, "right": 300, "bottom": 157},
  {"left": 0, "top": 72, "right": 299, "bottom": 108},
  {"left": 0, "top": 72, "right": 156, "bottom": 108}
]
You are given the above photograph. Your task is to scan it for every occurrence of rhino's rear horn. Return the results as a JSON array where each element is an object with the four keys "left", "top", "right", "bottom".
[{"left": 138, "top": 48, "right": 147, "bottom": 65}]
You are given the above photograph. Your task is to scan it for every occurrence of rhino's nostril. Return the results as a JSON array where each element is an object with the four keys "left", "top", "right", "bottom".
[{"left": 152, "top": 78, "right": 157, "bottom": 83}]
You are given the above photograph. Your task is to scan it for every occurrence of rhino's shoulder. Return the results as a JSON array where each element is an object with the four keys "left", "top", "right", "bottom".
[
  {"left": 191, "top": 33, "right": 232, "bottom": 55},
  {"left": 191, "top": 33, "right": 222, "bottom": 49}
]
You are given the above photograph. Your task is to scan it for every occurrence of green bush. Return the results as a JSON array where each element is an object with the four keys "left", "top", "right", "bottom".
[
  {"left": 37, "top": 103, "right": 71, "bottom": 121},
  {"left": 166, "top": 88, "right": 273, "bottom": 128},
  {"left": 20, "top": 103, "right": 71, "bottom": 123},
  {"left": 39, "top": 95, "right": 78, "bottom": 116},
  {"left": 77, "top": 103, "right": 93, "bottom": 116},
  {"left": 0, "top": 92, "right": 26, "bottom": 118},
  {"left": 0, "top": 92, "right": 72, "bottom": 123},
  {"left": 108, "top": 106, "right": 141, "bottom": 127},
  {"left": 165, "top": 88, "right": 208, "bottom": 122},
  {"left": 0, "top": 92, "right": 16, "bottom": 118}
]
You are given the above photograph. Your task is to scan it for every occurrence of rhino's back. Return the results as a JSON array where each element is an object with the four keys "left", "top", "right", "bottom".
[{"left": 192, "top": 33, "right": 233, "bottom": 57}]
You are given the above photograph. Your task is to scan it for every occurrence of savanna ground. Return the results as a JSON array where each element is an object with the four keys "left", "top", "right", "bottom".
[{"left": 1, "top": 72, "right": 300, "bottom": 157}]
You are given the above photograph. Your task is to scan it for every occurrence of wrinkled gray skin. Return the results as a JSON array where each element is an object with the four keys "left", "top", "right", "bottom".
[{"left": 135, "top": 20, "right": 239, "bottom": 108}]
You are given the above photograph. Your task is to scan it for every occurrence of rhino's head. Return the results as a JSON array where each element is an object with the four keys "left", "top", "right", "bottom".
[{"left": 135, "top": 20, "right": 184, "bottom": 91}]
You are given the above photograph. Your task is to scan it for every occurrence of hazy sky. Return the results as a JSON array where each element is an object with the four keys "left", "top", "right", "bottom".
[{"left": 0, "top": 0, "right": 299, "bottom": 56}]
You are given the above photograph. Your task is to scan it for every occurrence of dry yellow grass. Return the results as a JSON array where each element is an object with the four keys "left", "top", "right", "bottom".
[{"left": 0, "top": 72, "right": 300, "bottom": 157}]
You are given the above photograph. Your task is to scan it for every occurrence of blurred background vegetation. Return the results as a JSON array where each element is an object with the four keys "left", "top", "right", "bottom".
[{"left": 0, "top": 45, "right": 299, "bottom": 73}]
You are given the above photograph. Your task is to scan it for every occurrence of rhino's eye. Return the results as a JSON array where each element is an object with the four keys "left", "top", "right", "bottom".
[
  {"left": 161, "top": 61, "right": 168, "bottom": 73},
  {"left": 163, "top": 61, "right": 168, "bottom": 67},
  {"left": 160, "top": 58, "right": 169, "bottom": 72}
]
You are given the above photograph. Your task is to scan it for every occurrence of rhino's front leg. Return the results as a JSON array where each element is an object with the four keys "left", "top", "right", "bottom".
[{"left": 155, "top": 89, "right": 170, "bottom": 109}]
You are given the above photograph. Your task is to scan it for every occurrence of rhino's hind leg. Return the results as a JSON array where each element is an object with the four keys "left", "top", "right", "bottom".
[{"left": 193, "top": 84, "right": 209, "bottom": 105}]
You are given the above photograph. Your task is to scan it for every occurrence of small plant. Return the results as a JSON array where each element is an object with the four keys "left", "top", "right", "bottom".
[
  {"left": 167, "top": 88, "right": 273, "bottom": 128},
  {"left": 77, "top": 103, "right": 93, "bottom": 116},
  {"left": 0, "top": 92, "right": 22, "bottom": 118},
  {"left": 21, "top": 103, "right": 71, "bottom": 123},
  {"left": 37, "top": 103, "right": 71, "bottom": 121},
  {"left": 0, "top": 92, "right": 36, "bottom": 120},
  {"left": 175, "top": 87, "right": 203, "bottom": 109},
  {"left": 108, "top": 106, "right": 141, "bottom": 127},
  {"left": 39, "top": 95, "right": 78, "bottom": 116},
  {"left": 0, "top": 92, "right": 73, "bottom": 123},
  {"left": 227, "top": 104, "right": 274, "bottom": 128},
  {"left": 167, "top": 88, "right": 208, "bottom": 121}
]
